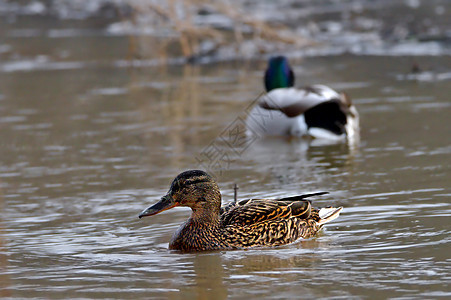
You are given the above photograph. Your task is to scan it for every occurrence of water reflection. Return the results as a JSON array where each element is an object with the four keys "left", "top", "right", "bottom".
[
  {"left": 150, "top": 64, "right": 203, "bottom": 170},
  {"left": 236, "top": 137, "right": 358, "bottom": 198},
  {"left": 0, "top": 186, "right": 12, "bottom": 297},
  {"left": 176, "top": 242, "right": 335, "bottom": 300},
  {"left": 179, "top": 253, "right": 228, "bottom": 300}
]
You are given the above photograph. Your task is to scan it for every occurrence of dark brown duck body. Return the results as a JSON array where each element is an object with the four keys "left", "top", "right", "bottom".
[{"left": 139, "top": 170, "right": 342, "bottom": 252}]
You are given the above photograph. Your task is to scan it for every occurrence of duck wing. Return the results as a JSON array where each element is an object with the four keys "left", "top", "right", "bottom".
[
  {"left": 259, "top": 85, "right": 344, "bottom": 118},
  {"left": 220, "top": 193, "right": 342, "bottom": 248},
  {"left": 220, "top": 192, "right": 328, "bottom": 227}
]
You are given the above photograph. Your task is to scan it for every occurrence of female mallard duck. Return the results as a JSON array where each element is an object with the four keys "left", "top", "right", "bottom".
[
  {"left": 139, "top": 170, "right": 342, "bottom": 252},
  {"left": 246, "top": 56, "right": 359, "bottom": 141}
]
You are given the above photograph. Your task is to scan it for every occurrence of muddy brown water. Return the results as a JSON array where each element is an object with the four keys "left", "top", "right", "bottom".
[{"left": 1, "top": 14, "right": 451, "bottom": 300}]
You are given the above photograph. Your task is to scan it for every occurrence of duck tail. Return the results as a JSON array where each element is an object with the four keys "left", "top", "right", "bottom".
[
  {"left": 304, "top": 101, "right": 348, "bottom": 136},
  {"left": 317, "top": 207, "right": 343, "bottom": 225}
]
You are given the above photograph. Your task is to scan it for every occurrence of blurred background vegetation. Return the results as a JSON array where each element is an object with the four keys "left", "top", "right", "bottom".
[{"left": 1, "top": 0, "right": 450, "bottom": 64}]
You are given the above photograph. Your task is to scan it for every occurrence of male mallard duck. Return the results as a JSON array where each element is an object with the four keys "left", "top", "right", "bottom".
[
  {"left": 139, "top": 170, "right": 343, "bottom": 252},
  {"left": 246, "top": 56, "right": 359, "bottom": 141}
]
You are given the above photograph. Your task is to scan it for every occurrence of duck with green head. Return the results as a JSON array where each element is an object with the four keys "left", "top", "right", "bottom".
[
  {"left": 139, "top": 170, "right": 342, "bottom": 252},
  {"left": 247, "top": 56, "right": 359, "bottom": 142}
]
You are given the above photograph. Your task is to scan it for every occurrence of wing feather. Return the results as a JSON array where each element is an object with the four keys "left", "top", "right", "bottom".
[
  {"left": 259, "top": 85, "right": 342, "bottom": 118},
  {"left": 221, "top": 197, "right": 313, "bottom": 227}
]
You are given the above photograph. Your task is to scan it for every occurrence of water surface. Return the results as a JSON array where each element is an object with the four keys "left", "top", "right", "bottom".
[{"left": 1, "top": 8, "right": 451, "bottom": 300}]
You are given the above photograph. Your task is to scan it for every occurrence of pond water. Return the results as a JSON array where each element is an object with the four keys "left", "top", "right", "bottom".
[{"left": 1, "top": 6, "right": 451, "bottom": 300}]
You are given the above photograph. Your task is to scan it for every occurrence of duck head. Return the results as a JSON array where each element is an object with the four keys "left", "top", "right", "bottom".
[
  {"left": 139, "top": 170, "right": 222, "bottom": 219},
  {"left": 264, "top": 56, "right": 295, "bottom": 92}
]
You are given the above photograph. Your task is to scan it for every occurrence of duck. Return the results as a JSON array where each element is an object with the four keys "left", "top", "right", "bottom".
[
  {"left": 138, "top": 170, "right": 343, "bottom": 252},
  {"left": 246, "top": 56, "right": 359, "bottom": 142}
]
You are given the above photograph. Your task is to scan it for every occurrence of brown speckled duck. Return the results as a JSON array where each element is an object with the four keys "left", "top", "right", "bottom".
[{"left": 139, "top": 170, "right": 343, "bottom": 252}]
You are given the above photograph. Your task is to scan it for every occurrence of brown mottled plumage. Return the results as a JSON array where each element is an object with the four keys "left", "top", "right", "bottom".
[{"left": 139, "top": 170, "right": 343, "bottom": 252}]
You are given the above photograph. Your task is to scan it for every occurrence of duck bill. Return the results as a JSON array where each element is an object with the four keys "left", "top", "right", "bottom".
[{"left": 138, "top": 195, "right": 179, "bottom": 218}]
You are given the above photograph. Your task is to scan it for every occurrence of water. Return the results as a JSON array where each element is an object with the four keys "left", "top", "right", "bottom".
[{"left": 1, "top": 5, "right": 451, "bottom": 300}]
